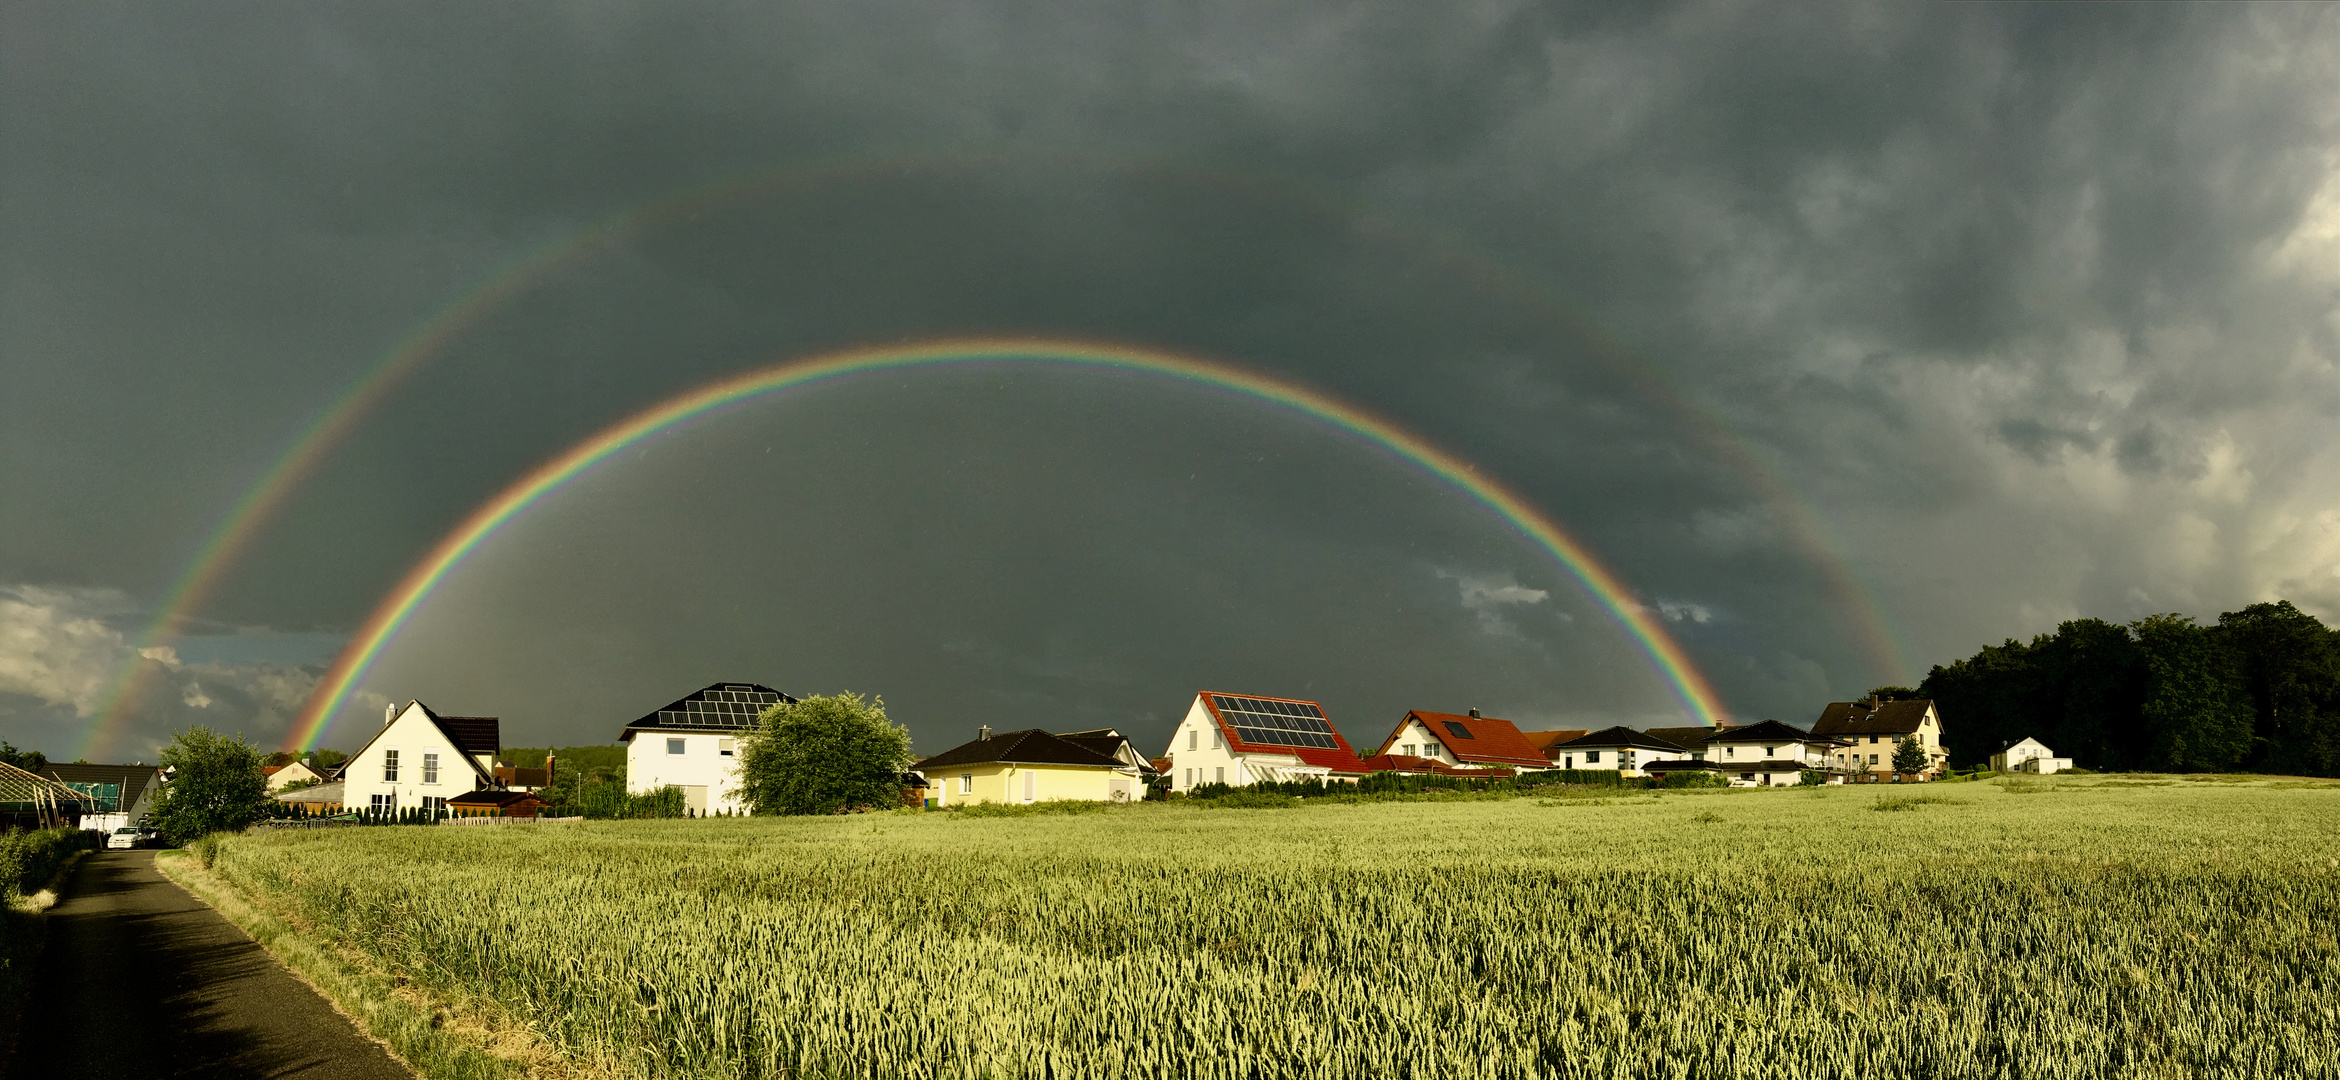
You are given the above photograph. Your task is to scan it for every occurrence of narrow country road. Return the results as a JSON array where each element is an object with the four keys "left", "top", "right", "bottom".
[{"left": 11, "top": 850, "right": 414, "bottom": 1079}]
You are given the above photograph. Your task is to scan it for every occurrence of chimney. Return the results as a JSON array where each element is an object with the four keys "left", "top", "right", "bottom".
[
  {"left": 1468, "top": 708, "right": 1480, "bottom": 719},
  {"left": 978, "top": 725, "right": 992, "bottom": 741},
  {"left": 545, "top": 753, "right": 557, "bottom": 783},
  {"left": 385, "top": 701, "right": 397, "bottom": 727}
]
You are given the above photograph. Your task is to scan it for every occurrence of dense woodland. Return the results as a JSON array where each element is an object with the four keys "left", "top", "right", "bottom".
[{"left": 1917, "top": 601, "right": 2340, "bottom": 776}]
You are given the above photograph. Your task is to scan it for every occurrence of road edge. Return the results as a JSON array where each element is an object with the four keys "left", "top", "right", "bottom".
[{"left": 153, "top": 850, "right": 520, "bottom": 1080}]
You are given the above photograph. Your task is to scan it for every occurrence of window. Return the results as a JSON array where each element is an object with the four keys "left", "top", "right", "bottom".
[
  {"left": 1726, "top": 746, "right": 1736, "bottom": 758},
  {"left": 959, "top": 774, "right": 972, "bottom": 794},
  {"left": 719, "top": 738, "right": 735, "bottom": 757},
  {"left": 422, "top": 796, "right": 445, "bottom": 818},
  {"left": 1188, "top": 730, "right": 1198, "bottom": 751},
  {"left": 422, "top": 752, "right": 439, "bottom": 785},
  {"left": 382, "top": 749, "right": 399, "bottom": 782},
  {"left": 1401, "top": 743, "right": 1415, "bottom": 757},
  {"left": 1442, "top": 720, "right": 1475, "bottom": 739},
  {"left": 1869, "top": 754, "right": 1879, "bottom": 766},
  {"left": 1869, "top": 735, "right": 1879, "bottom": 744},
  {"left": 1211, "top": 731, "right": 1223, "bottom": 750},
  {"left": 1184, "top": 768, "right": 1193, "bottom": 787},
  {"left": 370, "top": 793, "right": 396, "bottom": 811},
  {"left": 667, "top": 738, "right": 686, "bottom": 755},
  {"left": 1215, "top": 767, "right": 1224, "bottom": 784},
  {"left": 1764, "top": 747, "right": 1775, "bottom": 756},
  {"left": 1585, "top": 751, "right": 1601, "bottom": 764}
]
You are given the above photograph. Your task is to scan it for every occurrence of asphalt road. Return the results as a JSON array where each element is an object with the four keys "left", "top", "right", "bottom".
[{"left": 11, "top": 849, "right": 414, "bottom": 1079}]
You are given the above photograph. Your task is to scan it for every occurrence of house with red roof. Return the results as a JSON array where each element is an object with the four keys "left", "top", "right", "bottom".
[
  {"left": 1520, "top": 728, "right": 1593, "bottom": 766},
  {"left": 1371, "top": 710, "right": 1550, "bottom": 771},
  {"left": 1161, "top": 692, "right": 1369, "bottom": 792}
]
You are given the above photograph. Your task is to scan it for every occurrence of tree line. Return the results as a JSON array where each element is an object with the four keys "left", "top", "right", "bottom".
[{"left": 1917, "top": 600, "right": 2340, "bottom": 775}]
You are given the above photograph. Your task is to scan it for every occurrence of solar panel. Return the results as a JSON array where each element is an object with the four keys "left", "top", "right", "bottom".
[
  {"left": 655, "top": 685, "right": 787, "bottom": 729},
  {"left": 1211, "top": 695, "right": 1339, "bottom": 749},
  {"left": 1442, "top": 720, "right": 1476, "bottom": 739}
]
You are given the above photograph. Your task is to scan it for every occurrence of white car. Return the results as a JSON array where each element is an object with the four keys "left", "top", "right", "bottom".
[{"left": 105, "top": 827, "right": 142, "bottom": 850}]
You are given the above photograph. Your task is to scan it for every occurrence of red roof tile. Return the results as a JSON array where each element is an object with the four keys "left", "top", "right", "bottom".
[
  {"left": 1197, "top": 692, "right": 1371, "bottom": 775},
  {"left": 1381, "top": 710, "right": 1551, "bottom": 768}
]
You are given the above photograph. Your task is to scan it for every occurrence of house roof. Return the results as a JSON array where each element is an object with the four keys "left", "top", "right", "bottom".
[
  {"left": 446, "top": 788, "right": 545, "bottom": 807},
  {"left": 619, "top": 682, "right": 796, "bottom": 739},
  {"left": 262, "top": 765, "right": 284, "bottom": 776},
  {"left": 1384, "top": 711, "right": 1551, "bottom": 768},
  {"left": 914, "top": 729, "right": 1133, "bottom": 771},
  {"left": 1552, "top": 726, "right": 1692, "bottom": 752},
  {"left": 1811, "top": 699, "right": 1939, "bottom": 737},
  {"left": 1519, "top": 729, "right": 1592, "bottom": 755},
  {"left": 1702, "top": 719, "right": 1844, "bottom": 747},
  {"left": 1643, "top": 725, "right": 1722, "bottom": 749},
  {"left": 1057, "top": 729, "right": 1151, "bottom": 770},
  {"left": 41, "top": 762, "right": 166, "bottom": 810},
  {"left": 275, "top": 780, "right": 346, "bottom": 804},
  {"left": 1196, "top": 692, "right": 1371, "bottom": 775}
]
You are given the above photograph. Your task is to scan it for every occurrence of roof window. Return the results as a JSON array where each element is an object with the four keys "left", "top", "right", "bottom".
[{"left": 1442, "top": 721, "right": 1475, "bottom": 739}]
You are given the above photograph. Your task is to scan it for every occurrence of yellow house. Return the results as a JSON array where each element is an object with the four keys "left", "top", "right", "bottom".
[
  {"left": 1810, "top": 697, "right": 1950, "bottom": 779},
  {"left": 916, "top": 727, "right": 1150, "bottom": 807}
]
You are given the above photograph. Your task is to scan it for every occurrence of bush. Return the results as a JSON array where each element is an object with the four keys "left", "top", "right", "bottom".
[
  {"left": 735, "top": 693, "right": 912, "bottom": 815},
  {"left": 1194, "top": 791, "right": 1299, "bottom": 810},
  {"left": 0, "top": 827, "right": 100, "bottom": 900},
  {"left": 567, "top": 781, "right": 688, "bottom": 820},
  {"left": 1660, "top": 770, "right": 1730, "bottom": 788},
  {"left": 149, "top": 726, "right": 271, "bottom": 845}
]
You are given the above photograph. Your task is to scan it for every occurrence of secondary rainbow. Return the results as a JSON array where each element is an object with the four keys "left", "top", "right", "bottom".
[{"left": 285, "top": 337, "right": 1731, "bottom": 751}]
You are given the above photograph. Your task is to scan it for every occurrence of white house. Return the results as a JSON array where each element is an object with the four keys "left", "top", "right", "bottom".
[
  {"left": 1696, "top": 719, "right": 1850, "bottom": 786},
  {"left": 262, "top": 759, "right": 325, "bottom": 793},
  {"left": 1990, "top": 738, "right": 2074, "bottom": 774},
  {"left": 43, "top": 762, "right": 167, "bottom": 833},
  {"left": 619, "top": 682, "right": 794, "bottom": 815},
  {"left": 1372, "top": 710, "right": 1552, "bottom": 771},
  {"left": 341, "top": 700, "right": 501, "bottom": 817},
  {"left": 1546, "top": 726, "right": 1695, "bottom": 776},
  {"left": 1161, "top": 692, "right": 1370, "bottom": 792}
]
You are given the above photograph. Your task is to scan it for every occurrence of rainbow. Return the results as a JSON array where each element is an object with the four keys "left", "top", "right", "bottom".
[
  {"left": 90, "top": 153, "right": 1910, "bottom": 758},
  {"left": 284, "top": 338, "right": 1731, "bottom": 751}
]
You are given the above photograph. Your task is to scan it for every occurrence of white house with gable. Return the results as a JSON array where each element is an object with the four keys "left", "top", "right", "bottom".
[
  {"left": 1990, "top": 738, "right": 2075, "bottom": 774},
  {"left": 620, "top": 682, "right": 795, "bottom": 815},
  {"left": 1161, "top": 692, "right": 1370, "bottom": 792},
  {"left": 340, "top": 701, "right": 501, "bottom": 816}
]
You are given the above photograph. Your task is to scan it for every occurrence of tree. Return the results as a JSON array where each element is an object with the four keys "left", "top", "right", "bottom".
[
  {"left": 1866, "top": 686, "right": 1918, "bottom": 702},
  {"left": 1891, "top": 734, "right": 1928, "bottom": 775},
  {"left": 2211, "top": 601, "right": 2340, "bottom": 776},
  {"left": 0, "top": 739, "right": 46, "bottom": 773},
  {"left": 2132, "top": 614, "right": 2252, "bottom": 772},
  {"left": 308, "top": 748, "right": 349, "bottom": 771},
  {"left": 733, "top": 693, "right": 912, "bottom": 815},
  {"left": 149, "top": 726, "right": 271, "bottom": 844}
]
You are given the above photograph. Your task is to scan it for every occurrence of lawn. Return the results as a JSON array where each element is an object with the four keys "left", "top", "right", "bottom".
[{"left": 176, "top": 776, "right": 2340, "bottom": 1080}]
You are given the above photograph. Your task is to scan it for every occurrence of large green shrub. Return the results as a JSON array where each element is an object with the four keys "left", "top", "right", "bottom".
[
  {"left": 734, "top": 693, "right": 912, "bottom": 815},
  {"left": 149, "top": 726, "right": 271, "bottom": 845}
]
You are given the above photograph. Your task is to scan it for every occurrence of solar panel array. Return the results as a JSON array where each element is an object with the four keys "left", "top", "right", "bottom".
[
  {"left": 652, "top": 684, "right": 789, "bottom": 730},
  {"left": 1209, "top": 694, "right": 1339, "bottom": 749}
]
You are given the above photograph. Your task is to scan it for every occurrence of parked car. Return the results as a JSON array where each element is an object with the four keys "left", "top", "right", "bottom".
[{"left": 106, "top": 826, "right": 143, "bottom": 850}]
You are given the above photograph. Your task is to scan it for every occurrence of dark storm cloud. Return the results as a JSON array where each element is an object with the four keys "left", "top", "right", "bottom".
[{"left": 7, "top": 1, "right": 2340, "bottom": 757}]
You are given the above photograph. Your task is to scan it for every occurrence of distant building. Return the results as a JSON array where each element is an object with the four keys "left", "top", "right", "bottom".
[
  {"left": 43, "top": 762, "right": 168, "bottom": 832},
  {"left": 1990, "top": 738, "right": 2074, "bottom": 775},
  {"left": 1162, "top": 692, "right": 1370, "bottom": 791},
  {"left": 1811, "top": 697, "right": 1949, "bottom": 779},
  {"left": 341, "top": 701, "right": 501, "bottom": 816},
  {"left": 1695, "top": 719, "right": 1850, "bottom": 786},
  {"left": 619, "top": 682, "right": 794, "bottom": 816},
  {"left": 262, "top": 760, "right": 325, "bottom": 793},
  {"left": 1547, "top": 727, "right": 1695, "bottom": 776},
  {"left": 917, "top": 728, "right": 1149, "bottom": 806},
  {"left": 274, "top": 780, "right": 345, "bottom": 816},
  {"left": 1371, "top": 710, "right": 1551, "bottom": 771}
]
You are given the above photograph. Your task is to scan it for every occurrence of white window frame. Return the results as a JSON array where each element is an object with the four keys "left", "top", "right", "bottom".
[
  {"left": 959, "top": 774, "right": 972, "bottom": 794},
  {"left": 423, "top": 752, "right": 439, "bottom": 785},
  {"left": 370, "top": 793, "right": 396, "bottom": 812},
  {"left": 1585, "top": 751, "right": 1601, "bottom": 764},
  {"left": 667, "top": 738, "right": 686, "bottom": 755},
  {"left": 719, "top": 738, "right": 735, "bottom": 757},
  {"left": 1188, "top": 730, "right": 1198, "bottom": 751},
  {"left": 382, "top": 749, "right": 400, "bottom": 783},
  {"left": 1214, "top": 767, "right": 1224, "bottom": 784}
]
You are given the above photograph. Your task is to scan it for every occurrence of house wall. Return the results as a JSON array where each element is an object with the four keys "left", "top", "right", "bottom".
[
  {"left": 1379, "top": 718, "right": 1457, "bottom": 766},
  {"left": 341, "top": 705, "right": 486, "bottom": 816},
  {"left": 264, "top": 762, "right": 320, "bottom": 793},
  {"left": 1164, "top": 698, "right": 1244, "bottom": 789},
  {"left": 930, "top": 762, "right": 1133, "bottom": 806},
  {"left": 1723, "top": 765, "right": 1807, "bottom": 786},
  {"left": 1554, "top": 745, "right": 1684, "bottom": 777},
  {"left": 625, "top": 730, "right": 747, "bottom": 814},
  {"left": 1708, "top": 740, "right": 1832, "bottom": 769}
]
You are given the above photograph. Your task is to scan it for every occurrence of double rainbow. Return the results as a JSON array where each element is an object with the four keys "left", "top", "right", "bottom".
[{"left": 284, "top": 337, "right": 1731, "bottom": 750}]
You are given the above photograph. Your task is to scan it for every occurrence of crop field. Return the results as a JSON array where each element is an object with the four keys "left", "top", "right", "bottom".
[{"left": 186, "top": 776, "right": 2340, "bottom": 1080}]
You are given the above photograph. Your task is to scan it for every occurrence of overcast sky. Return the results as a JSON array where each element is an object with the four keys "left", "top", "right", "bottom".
[{"left": 7, "top": 2, "right": 2340, "bottom": 762}]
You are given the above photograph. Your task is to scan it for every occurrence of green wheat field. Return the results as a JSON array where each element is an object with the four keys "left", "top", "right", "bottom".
[{"left": 190, "top": 775, "right": 2340, "bottom": 1080}]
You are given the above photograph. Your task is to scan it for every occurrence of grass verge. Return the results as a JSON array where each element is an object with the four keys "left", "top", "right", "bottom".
[{"left": 154, "top": 849, "right": 532, "bottom": 1080}]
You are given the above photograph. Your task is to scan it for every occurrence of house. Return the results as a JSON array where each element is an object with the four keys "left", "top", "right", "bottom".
[
  {"left": 1546, "top": 726, "right": 1694, "bottom": 776},
  {"left": 1372, "top": 710, "right": 1550, "bottom": 771},
  {"left": 1057, "top": 728, "right": 1154, "bottom": 771},
  {"left": 43, "top": 762, "right": 168, "bottom": 833},
  {"left": 446, "top": 789, "right": 548, "bottom": 818},
  {"left": 1520, "top": 729, "right": 1592, "bottom": 766},
  {"left": 918, "top": 727, "right": 1150, "bottom": 806},
  {"left": 1811, "top": 697, "right": 1950, "bottom": 779},
  {"left": 2, "top": 761, "right": 102, "bottom": 830},
  {"left": 340, "top": 700, "right": 502, "bottom": 817},
  {"left": 1161, "top": 692, "right": 1370, "bottom": 791},
  {"left": 1990, "top": 738, "right": 2074, "bottom": 774},
  {"left": 262, "top": 760, "right": 325, "bottom": 793},
  {"left": 274, "top": 780, "right": 346, "bottom": 815},
  {"left": 1696, "top": 719, "right": 1849, "bottom": 786},
  {"left": 619, "top": 682, "right": 795, "bottom": 816},
  {"left": 493, "top": 754, "right": 556, "bottom": 792}
]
